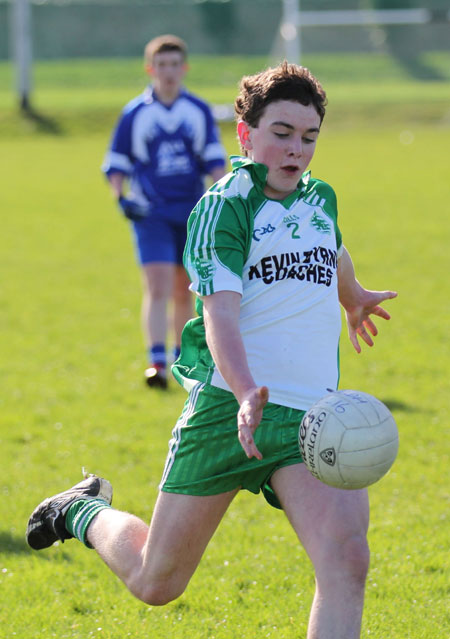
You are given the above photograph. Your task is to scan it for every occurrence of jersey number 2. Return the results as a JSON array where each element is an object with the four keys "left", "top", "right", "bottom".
[{"left": 287, "top": 222, "right": 301, "bottom": 239}]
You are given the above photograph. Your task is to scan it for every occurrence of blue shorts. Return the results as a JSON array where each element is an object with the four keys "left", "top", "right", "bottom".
[{"left": 132, "top": 214, "right": 188, "bottom": 266}]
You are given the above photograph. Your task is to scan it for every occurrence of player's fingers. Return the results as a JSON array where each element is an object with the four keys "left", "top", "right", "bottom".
[
  {"left": 238, "top": 428, "right": 262, "bottom": 460},
  {"left": 364, "top": 317, "right": 378, "bottom": 336},
  {"left": 258, "top": 386, "right": 269, "bottom": 407},
  {"left": 371, "top": 290, "right": 397, "bottom": 303},
  {"left": 357, "top": 326, "right": 374, "bottom": 347},
  {"left": 239, "top": 390, "right": 267, "bottom": 427},
  {"left": 371, "top": 305, "right": 391, "bottom": 321},
  {"left": 370, "top": 290, "right": 397, "bottom": 312},
  {"left": 238, "top": 406, "right": 254, "bottom": 430},
  {"left": 349, "top": 329, "right": 361, "bottom": 354},
  {"left": 381, "top": 290, "right": 398, "bottom": 301},
  {"left": 244, "top": 441, "right": 263, "bottom": 460}
]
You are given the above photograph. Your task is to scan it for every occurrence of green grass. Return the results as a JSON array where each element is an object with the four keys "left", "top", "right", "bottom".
[
  {"left": 1, "top": 54, "right": 449, "bottom": 638},
  {"left": 0, "top": 52, "right": 449, "bottom": 136}
]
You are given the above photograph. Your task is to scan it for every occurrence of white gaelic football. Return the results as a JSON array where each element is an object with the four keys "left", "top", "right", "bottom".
[{"left": 299, "top": 390, "right": 399, "bottom": 490}]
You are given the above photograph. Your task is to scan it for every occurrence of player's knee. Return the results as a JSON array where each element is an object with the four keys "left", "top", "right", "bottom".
[
  {"left": 145, "top": 283, "right": 170, "bottom": 301},
  {"left": 128, "top": 574, "right": 186, "bottom": 606},
  {"left": 316, "top": 533, "right": 369, "bottom": 587},
  {"left": 338, "top": 534, "right": 370, "bottom": 583}
]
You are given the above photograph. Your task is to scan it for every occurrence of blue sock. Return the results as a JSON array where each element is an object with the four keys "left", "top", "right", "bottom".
[{"left": 149, "top": 343, "right": 166, "bottom": 367}]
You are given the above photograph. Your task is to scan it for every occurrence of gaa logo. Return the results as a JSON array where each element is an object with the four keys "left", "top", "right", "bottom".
[{"left": 319, "top": 448, "right": 336, "bottom": 466}]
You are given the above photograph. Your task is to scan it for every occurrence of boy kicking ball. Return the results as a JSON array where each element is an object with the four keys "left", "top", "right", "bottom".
[{"left": 27, "top": 62, "right": 396, "bottom": 639}]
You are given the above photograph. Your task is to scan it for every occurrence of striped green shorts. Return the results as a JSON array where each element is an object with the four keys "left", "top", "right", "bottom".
[{"left": 159, "top": 383, "right": 305, "bottom": 509}]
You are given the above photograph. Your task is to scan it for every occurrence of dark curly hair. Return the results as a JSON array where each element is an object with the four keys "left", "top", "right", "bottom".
[{"left": 234, "top": 61, "right": 327, "bottom": 129}]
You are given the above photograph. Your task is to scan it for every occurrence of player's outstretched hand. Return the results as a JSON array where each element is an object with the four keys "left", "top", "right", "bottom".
[
  {"left": 118, "top": 196, "right": 149, "bottom": 222},
  {"left": 237, "top": 386, "right": 269, "bottom": 460},
  {"left": 345, "top": 289, "right": 398, "bottom": 353}
]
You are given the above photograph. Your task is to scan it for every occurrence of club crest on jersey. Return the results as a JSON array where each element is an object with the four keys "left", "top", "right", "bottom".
[
  {"left": 193, "top": 257, "right": 216, "bottom": 283},
  {"left": 310, "top": 211, "right": 331, "bottom": 234}
]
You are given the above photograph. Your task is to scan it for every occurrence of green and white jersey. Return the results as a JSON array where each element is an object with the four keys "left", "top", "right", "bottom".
[{"left": 173, "top": 156, "right": 343, "bottom": 411}]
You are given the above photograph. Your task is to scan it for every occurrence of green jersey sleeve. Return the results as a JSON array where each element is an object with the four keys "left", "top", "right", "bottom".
[{"left": 183, "top": 191, "right": 251, "bottom": 297}]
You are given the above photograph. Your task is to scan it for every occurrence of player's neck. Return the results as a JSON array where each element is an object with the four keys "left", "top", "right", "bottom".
[{"left": 153, "top": 85, "right": 182, "bottom": 106}]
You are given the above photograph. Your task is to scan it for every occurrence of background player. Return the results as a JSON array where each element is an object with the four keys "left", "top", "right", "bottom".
[
  {"left": 102, "top": 34, "right": 226, "bottom": 388},
  {"left": 28, "top": 62, "right": 397, "bottom": 638}
]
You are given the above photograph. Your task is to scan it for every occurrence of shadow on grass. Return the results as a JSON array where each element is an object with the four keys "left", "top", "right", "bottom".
[
  {"left": 380, "top": 398, "right": 419, "bottom": 413},
  {"left": 373, "top": 0, "right": 447, "bottom": 81},
  {"left": 0, "top": 530, "right": 74, "bottom": 562},
  {"left": 21, "top": 103, "right": 63, "bottom": 135},
  {"left": 0, "top": 530, "right": 30, "bottom": 554},
  {"left": 390, "top": 53, "right": 446, "bottom": 82}
]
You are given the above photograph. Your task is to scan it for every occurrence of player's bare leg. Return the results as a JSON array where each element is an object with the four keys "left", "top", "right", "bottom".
[
  {"left": 141, "top": 262, "right": 175, "bottom": 386},
  {"left": 87, "top": 489, "right": 238, "bottom": 605},
  {"left": 271, "top": 464, "right": 369, "bottom": 639},
  {"left": 172, "top": 265, "right": 193, "bottom": 349},
  {"left": 141, "top": 262, "right": 175, "bottom": 348}
]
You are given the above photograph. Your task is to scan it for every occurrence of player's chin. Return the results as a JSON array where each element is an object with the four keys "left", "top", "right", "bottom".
[
  {"left": 279, "top": 171, "right": 301, "bottom": 190},
  {"left": 268, "top": 177, "right": 298, "bottom": 198}
]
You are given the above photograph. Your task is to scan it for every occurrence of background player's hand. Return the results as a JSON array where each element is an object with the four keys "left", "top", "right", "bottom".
[
  {"left": 118, "top": 196, "right": 149, "bottom": 222},
  {"left": 237, "top": 386, "right": 269, "bottom": 460},
  {"left": 344, "top": 289, "right": 397, "bottom": 353}
]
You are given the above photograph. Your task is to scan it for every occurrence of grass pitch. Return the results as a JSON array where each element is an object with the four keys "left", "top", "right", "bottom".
[{"left": 0, "top": 53, "right": 449, "bottom": 638}]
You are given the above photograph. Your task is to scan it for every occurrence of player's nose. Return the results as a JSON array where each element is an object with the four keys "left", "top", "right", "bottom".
[{"left": 288, "top": 137, "right": 303, "bottom": 156}]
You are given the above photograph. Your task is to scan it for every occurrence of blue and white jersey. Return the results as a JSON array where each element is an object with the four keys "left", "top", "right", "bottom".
[{"left": 103, "top": 86, "right": 226, "bottom": 222}]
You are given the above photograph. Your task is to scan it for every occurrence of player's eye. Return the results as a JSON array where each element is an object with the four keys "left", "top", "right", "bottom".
[{"left": 274, "top": 132, "right": 289, "bottom": 138}]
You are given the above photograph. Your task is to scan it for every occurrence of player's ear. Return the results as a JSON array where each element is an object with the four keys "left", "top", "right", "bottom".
[
  {"left": 145, "top": 64, "right": 153, "bottom": 77},
  {"left": 237, "top": 121, "right": 252, "bottom": 151}
]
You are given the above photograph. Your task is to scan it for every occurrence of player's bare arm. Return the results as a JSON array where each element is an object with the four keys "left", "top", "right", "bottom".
[
  {"left": 202, "top": 291, "right": 268, "bottom": 460},
  {"left": 337, "top": 246, "right": 398, "bottom": 353},
  {"left": 108, "top": 171, "right": 126, "bottom": 199}
]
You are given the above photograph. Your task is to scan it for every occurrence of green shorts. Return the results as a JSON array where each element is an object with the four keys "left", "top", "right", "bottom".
[{"left": 159, "top": 383, "right": 305, "bottom": 509}]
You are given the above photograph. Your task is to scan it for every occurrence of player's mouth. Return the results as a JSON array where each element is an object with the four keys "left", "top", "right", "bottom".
[{"left": 280, "top": 165, "right": 300, "bottom": 176}]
